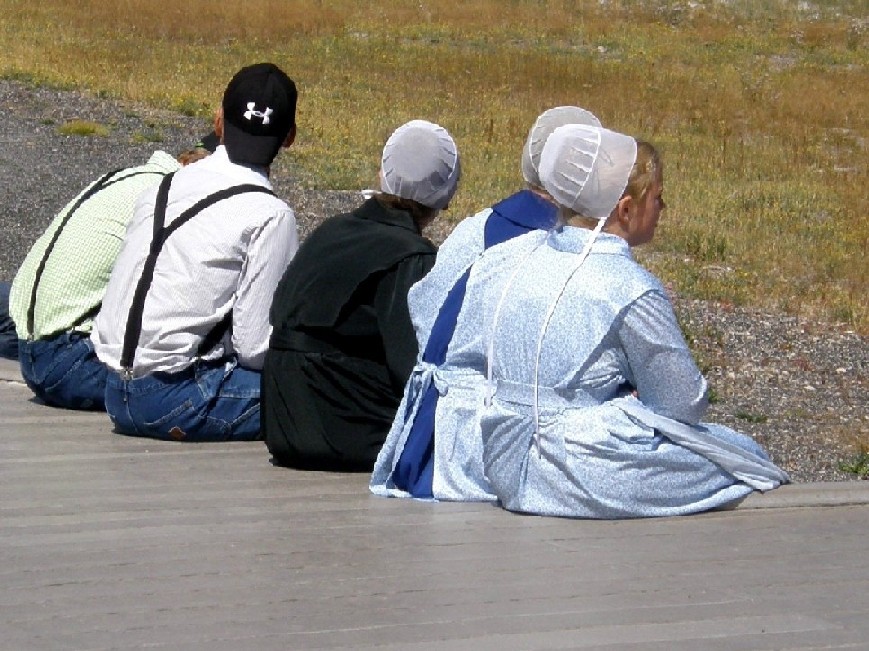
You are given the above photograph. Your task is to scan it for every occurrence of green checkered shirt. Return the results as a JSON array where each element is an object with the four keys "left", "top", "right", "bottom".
[{"left": 10, "top": 151, "right": 180, "bottom": 339}]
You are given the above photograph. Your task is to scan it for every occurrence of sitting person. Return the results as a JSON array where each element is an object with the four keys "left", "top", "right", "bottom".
[
  {"left": 441, "top": 123, "right": 788, "bottom": 518},
  {"left": 92, "top": 62, "right": 299, "bottom": 441},
  {"left": 7, "top": 138, "right": 215, "bottom": 409},
  {"left": 371, "top": 105, "right": 601, "bottom": 501},
  {"left": 263, "top": 119, "right": 461, "bottom": 471},
  {"left": 0, "top": 280, "right": 17, "bottom": 360}
]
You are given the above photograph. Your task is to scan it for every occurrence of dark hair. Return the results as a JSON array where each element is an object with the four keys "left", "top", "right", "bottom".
[{"left": 374, "top": 193, "right": 438, "bottom": 230}]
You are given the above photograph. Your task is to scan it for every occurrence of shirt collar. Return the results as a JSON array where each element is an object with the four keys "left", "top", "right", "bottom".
[
  {"left": 201, "top": 145, "right": 273, "bottom": 190},
  {"left": 145, "top": 150, "right": 182, "bottom": 173}
]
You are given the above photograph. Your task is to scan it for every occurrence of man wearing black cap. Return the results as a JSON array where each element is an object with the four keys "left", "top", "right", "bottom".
[
  {"left": 6, "top": 137, "right": 216, "bottom": 409},
  {"left": 92, "top": 62, "right": 299, "bottom": 442}
]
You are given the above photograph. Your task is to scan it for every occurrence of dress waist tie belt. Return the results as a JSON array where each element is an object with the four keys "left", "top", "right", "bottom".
[{"left": 492, "top": 379, "right": 598, "bottom": 409}]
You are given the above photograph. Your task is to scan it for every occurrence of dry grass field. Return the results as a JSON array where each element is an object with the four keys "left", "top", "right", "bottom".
[{"left": 0, "top": 0, "right": 866, "bottom": 330}]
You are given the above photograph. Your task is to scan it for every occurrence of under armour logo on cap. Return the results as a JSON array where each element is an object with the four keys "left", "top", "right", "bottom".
[
  {"left": 222, "top": 62, "right": 297, "bottom": 167},
  {"left": 244, "top": 102, "right": 273, "bottom": 125}
]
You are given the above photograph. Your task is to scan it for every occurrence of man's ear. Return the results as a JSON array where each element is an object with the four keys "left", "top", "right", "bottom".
[
  {"left": 282, "top": 125, "right": 296, "bottom": 148},
  {"left": 213, "top": 108, "right": 224, "bottom": 141}
]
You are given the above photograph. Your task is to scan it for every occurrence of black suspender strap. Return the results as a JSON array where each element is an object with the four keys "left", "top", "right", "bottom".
[
  {"left": 151, "top": 171, "right": 173, "bottom": 241},
  {"left": 68, "top": 301, "right": 103, "bottom": 332},
  {"left": 120, "top": 173, "right": 174, "bottom": 372},
  {"left": 119, "top": 174, "right": 275, "bottom": 373},
  {"left": 197, "top": 309, "right": 233, "bottom": 357},
  {"left": 26, "top": 168, "right": 166, "bottom": 338}
]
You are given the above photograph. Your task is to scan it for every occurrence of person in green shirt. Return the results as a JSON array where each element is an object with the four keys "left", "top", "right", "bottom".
[{"left": 8, "top": 137, "right": 215, "bottom": 409}]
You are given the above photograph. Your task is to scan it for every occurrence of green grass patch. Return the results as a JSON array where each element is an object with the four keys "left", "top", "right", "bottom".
[
  {"left": 131, "top": 129, "right": 164, "bottom": 144},
  {"left": 735, "top": 410, "right": 769, "bottom": 424},
  {"left": 57, "top": 120, "right": 109, "bottom": 137},
  {"left": 707, "top": 387, "right": 721, "bottom": 405},
  {"left": 839, "top": 446, "right": 869, "bottom": 479}
]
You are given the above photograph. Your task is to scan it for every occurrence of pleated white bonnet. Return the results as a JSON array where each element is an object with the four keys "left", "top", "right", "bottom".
[
  {"left": 520, "top": 106, "right": 601, "bottom": 188},
  {"left": 538, "top": 123, "right": 637, "bottom": 220},
  {"left": 380, "top": 119, "right": 461, "bottom": 211}
]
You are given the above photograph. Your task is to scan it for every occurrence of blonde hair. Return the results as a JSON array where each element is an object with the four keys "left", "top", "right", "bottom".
[
  {"left": 623, "top": 140, "right": 661, "bottom": 203},
  {"left": 556, "top": 139, "right": 661, "bottom": 227}
]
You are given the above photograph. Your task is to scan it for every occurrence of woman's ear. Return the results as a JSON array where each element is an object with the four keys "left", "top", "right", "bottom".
[
  {"left": 602, "top": 194, "right": 636, "bottom": 242},
  {"left": 615, "top": 195, "right": 633, "bottom": 228}
]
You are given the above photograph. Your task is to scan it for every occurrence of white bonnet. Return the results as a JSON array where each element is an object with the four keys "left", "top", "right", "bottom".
[
  {"left": 520, "top": 106, "right": 601, "bottom": 188},
  {"left": 380, "top": 119, "right": 461, "bottom": 211},
  {"left": 538, "top": 124, "right": 637, "bottom": 220}
]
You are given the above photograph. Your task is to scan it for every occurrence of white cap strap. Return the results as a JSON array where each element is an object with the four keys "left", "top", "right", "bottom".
[
  {"left": 531, "top": 219, "right": 606, "bottom": 453},
  {"left": 485, "top": 240, "right": 546, "bottom": 407}
]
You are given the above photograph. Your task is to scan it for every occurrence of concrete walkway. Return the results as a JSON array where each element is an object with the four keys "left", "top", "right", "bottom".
[{"left": 1, "top": 357, "right": 868, "bottom": 650}]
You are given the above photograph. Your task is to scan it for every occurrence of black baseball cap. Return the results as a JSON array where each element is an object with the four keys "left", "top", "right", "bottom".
[{"left": 222, "top": 63, "right": 297, "bottom": 167}]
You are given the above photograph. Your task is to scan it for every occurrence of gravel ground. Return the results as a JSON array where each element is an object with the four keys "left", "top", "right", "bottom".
[{"left": 1, "top": 79, "right": 865, "bottom": 482}]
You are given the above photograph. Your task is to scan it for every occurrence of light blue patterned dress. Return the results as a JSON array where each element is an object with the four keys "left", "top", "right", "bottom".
[
  {"left": 370, "top": 210, "right": 493, "bottom": 501},
  {"left": 444, "top": 226, "right": 787, "bottom": 519},
  {"left": 371, "top": 191, "right": 558, "bottom": 501}
]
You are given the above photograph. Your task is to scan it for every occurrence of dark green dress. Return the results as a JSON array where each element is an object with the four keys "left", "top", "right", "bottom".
[{"left": 263, "top": 197, "right": 436, "bottom": 470}]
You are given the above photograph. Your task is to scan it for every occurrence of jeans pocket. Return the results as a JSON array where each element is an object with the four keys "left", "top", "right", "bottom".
[
  {"left": 41, "top": 339, "right": 86, "bottom": 388},
  {"left": 144, "top": 399, "right": 196, "bottom": 440}
]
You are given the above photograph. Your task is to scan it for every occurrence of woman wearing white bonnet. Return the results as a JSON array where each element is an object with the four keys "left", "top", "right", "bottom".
[
  {"left": 371, "top": 106, "right": 601, "bottom": 501},
  {"left": 263, "top": 119, "right": 460, "bottom": 471},
  {"left": 439, "top": 123, "right": 787, "bottom": 518}
]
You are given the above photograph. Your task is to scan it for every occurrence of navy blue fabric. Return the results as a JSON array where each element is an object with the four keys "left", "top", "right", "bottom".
[
  {"left": 392, "top": 191, "right": 556, "bottom": 496},
  {"left": 391, "top": 273, "right": 469, "bottom": 495},
  {"left": 19, "top": 333, "right": 108, "bottom": 410},
  {"left": 390, "top": 373, "right": 438, "bottom": 494},
  {"left": 484, "top": 189, "right": 556, "bottom": 248},
  {"left": 0, "top": 281, "right": 19, "bottom": 360}
]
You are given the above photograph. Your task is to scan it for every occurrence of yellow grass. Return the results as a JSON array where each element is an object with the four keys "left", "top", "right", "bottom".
[{"left": 0, "top": 0, "right": 866, "bottom": 330}]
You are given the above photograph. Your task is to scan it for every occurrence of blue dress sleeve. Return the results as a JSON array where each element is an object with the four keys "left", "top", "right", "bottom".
[{"left": 617, "top": 291, "right": 709, "bottom": 425}]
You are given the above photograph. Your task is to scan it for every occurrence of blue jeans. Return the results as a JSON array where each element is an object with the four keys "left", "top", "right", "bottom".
[
  {"left": 0, "top": 281, "right": 20, "bottom": 360},
  {"left": 104, "top": 358, "right": 262, "bottom": 442},
  {"left": 19, "top": 333, "right": 108, "bottom": 410}
]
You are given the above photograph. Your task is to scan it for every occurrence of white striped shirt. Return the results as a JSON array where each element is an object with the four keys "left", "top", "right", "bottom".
[{"left": 92, "top": 146, "right": 297, "bottom": 375}]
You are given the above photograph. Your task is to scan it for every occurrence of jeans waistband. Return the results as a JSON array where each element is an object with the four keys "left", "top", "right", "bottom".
[
  {"left": 109, "top": 357, "right": 229, "bottom": 391},
  {"left": 30, "top": 330, "right": 89, "bottom": 344}
]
